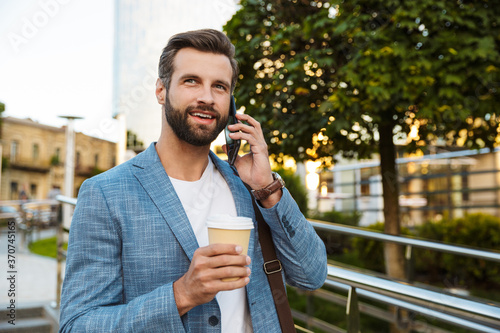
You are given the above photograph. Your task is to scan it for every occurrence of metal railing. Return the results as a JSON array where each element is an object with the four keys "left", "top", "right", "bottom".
[
  {"left": 292, "top": 220, "right": 500, "bottom": 332},
  {"left": 324, "top": 266, "right": 500, "bottom": 332},
  {"left": 1, "top": 199, "right": 59, "bottom": 249},
  {"left": 53, "top": 195, "right": 500, "bottom": 332},
  {"left": 54, "top": 195, "right": 75, "bottom": 309},
  {"left": 309, "top": 219, "right": 500, "bottom": 263}
]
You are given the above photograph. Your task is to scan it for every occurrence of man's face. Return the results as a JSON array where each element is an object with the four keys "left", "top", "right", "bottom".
[{"left": 164, "top": 47, "right": 233, "bottom": 146}]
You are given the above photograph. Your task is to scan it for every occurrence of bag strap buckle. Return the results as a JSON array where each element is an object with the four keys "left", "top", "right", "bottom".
[{"left": 263, "top": 259, "right": 282, "bottom": 275}]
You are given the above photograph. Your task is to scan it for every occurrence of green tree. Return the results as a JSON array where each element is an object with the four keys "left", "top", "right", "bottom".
[
  {"left": 127, "top": 130, "right": 144, "bottom": 150},
  {"left": 225, "top": 0, "right": 500, "bottom": 281}
]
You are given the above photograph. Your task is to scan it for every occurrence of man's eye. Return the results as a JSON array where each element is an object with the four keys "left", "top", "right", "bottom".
[
  {"left": 215, "top": 84, "right": 227, "bottom": 90},
  {"left": 185, "top": 79, "right": 196, "bottom": 84}
]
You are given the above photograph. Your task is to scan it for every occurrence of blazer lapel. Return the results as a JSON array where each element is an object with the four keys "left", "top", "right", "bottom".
[
  {"left": 129, "top": 145, "right": 256, "bottom": 264},
  {"left": 210, "top": 152, "right": 257, "bottom": 268},
  {"left": 132, "top": 143, "right": 199, "bottom": 261}
]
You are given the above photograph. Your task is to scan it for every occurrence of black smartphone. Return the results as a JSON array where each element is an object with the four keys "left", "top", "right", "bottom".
[{"left": 225, "top": 95, "right": 241, "bottom": 166}]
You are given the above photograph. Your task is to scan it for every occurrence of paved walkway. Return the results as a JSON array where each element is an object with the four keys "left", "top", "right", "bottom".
[{"left": 0, "top": 227, "right": 65, "bottom": 307}]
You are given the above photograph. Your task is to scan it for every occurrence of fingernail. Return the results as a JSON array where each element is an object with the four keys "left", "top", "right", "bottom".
[
  {"left": 246, "top": 267, "right": 251, "bottom": 276},
  {"left": 246, "top": 256, "right": 251, "bottom": 265},
  {"left": 235, "top": 245, "right": 243, "bottom": 253}
]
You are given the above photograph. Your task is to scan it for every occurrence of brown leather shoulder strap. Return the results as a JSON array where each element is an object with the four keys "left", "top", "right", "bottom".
[{"left": 244, "top": 183, "right": 296, "bottom": 332}]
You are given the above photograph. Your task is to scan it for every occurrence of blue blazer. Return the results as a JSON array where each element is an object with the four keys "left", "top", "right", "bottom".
[{"left": 59, "top": 143, "right": 327, "bottom": 332}]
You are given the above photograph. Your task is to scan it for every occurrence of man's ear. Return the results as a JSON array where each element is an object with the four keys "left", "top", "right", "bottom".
[{"left": 155, "top": 78, "right": 166, "bottom": 105}]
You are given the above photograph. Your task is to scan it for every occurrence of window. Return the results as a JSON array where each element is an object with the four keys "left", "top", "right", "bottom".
[
  {"left": 10, "top": 141, "right": 19, "bottom": 162},
  {"left": 319, "top": 172, "right": 334, "bottom": 193},
  {"left": 33, "top": 143, "right": 39, "bottom": 160},
  {"left": 94, "top": 154, "right": 99, "bottom": 168},
  {"left": 76, "top": 151, "right": 81, "bottom": 167},
  {"left": 10, "top": 182, "right": 18, "bottom": 200},
  {"left": 360, "top": 182, "right": 370, "bottom": 196},
  {"left": 30, "top": 184, "right": 38, "bottom": 198},
  {"left": 51, "top": 147, "right": 61, "bottom": 165},
  {"left": 360, "top": 167, "right": 380, "bottom": 196}
]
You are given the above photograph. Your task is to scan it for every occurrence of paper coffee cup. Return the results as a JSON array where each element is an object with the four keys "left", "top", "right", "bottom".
[{"left": 206, "top": 214, "right": 254, "bottom": 282}]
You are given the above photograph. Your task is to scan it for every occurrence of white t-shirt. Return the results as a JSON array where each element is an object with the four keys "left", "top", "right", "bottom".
[{"left": 169, "top": 158, "right": 253, "bottom": 332}]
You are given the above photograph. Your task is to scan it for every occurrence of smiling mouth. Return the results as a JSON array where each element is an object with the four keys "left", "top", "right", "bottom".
[{"left": 190, "top": 112, "right": 215, "bottom": 120}]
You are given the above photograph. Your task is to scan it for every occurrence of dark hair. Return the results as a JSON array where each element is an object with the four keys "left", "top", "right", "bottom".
[{"left": 158, "top": 29, "right": 239, "bottom": 93}]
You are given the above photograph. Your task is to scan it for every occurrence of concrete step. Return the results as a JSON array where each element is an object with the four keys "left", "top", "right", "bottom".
[
  {"left": 0, "top": 305, "right": 44, "bottom": 319},
  {"left": 0, "top": 304, "right": 57, "bottom": 333},
  {"left": 0, "top": 317, "right": 52, "bottom": 333}
]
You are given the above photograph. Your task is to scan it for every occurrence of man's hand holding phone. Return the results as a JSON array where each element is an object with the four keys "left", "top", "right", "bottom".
[{"left": 223, "top": 97, "right": 280, "bottom": 207}]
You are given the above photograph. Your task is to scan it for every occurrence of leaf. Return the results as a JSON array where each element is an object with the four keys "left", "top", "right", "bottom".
[
  {"left": 486, "top": 65, "right": 498, "bottom": 73},
  {"left": 443, "top": 74, "right": 462, "bottom": 85}
]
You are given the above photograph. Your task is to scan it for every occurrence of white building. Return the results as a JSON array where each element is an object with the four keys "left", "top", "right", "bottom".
[{"left": 311, "top": 147, "right": 500, "bottom": 226}]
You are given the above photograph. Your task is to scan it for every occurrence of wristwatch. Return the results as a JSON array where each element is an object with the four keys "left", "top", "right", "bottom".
[{"left": 251, "top": 172, "right": 285, "bottom": 201}]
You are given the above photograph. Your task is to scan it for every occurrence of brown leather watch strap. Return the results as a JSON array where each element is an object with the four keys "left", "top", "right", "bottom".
[{"left": 252, "top": 172, "right": 285, "bottom": 201}]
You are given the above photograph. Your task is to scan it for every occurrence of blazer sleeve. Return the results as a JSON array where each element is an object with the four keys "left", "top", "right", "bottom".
[
  {"left": 258, "top": 188, "right": 328, "bottom": 290},
  {"left": 59, "top": 179, "right": 186, "bottom": 333}
]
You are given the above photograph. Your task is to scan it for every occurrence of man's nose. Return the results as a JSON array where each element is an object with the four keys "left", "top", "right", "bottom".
[{"left": 196, "top": 85, "right": 215, "bottom": 105}]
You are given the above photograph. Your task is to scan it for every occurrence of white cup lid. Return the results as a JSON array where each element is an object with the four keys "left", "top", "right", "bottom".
[{"left": 206, "top": 214, "right": 254, "bottom": 230}]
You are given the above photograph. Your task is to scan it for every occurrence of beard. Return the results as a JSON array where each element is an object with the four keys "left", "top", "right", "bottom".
[{"left": 164, "top": 97, "right": 228, "bottom": 147}]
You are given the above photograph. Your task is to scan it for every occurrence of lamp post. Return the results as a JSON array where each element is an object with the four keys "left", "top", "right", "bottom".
[
  {"left": 59, "top": 115, "right": 83, "bottom": 230},
  {"left": 114, "top": 112, "right": 127, "bottom": 165}
]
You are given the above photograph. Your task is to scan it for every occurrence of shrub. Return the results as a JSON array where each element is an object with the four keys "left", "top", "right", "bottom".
[
  {"left": 349, "top": 222, "right": 411, "bottom": 273},
  {"left": 351, "top": 222, "right": 386, "bottom": 272},
  {"left": 309, "top": 210, "right": 362, "bottom": 227},
  {"left": 309, "top": 210, "right": 362, "bottom": 255},
  {"left": 414, "top": 213, "right": 500, "bottom": 285},
  {"left": 274, "top": 167, "right": 308, "bottom": 214}
]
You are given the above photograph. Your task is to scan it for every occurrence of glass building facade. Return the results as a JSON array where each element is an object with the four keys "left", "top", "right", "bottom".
[{"left": 113, "top": 0, "right": 238, "bottom": 147}]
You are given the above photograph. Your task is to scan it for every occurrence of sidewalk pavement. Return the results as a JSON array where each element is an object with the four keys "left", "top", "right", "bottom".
[{"left": 0, "top": 227, "right": 66, "bottom": 308}]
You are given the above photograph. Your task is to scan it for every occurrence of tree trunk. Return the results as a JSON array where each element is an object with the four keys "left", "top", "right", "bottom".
[
  {"left": 379, "top": 122, "right": 408, "bottom": 332},
  {"left": 378, "top": 122, "right": 406, "bottom": 279}
]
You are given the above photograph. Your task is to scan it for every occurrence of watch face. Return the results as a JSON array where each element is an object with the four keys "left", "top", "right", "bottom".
[{"left": 273, "top": 172, "right": 285, "bottom": 187}]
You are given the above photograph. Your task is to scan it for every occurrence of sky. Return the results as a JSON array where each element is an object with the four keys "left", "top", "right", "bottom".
[{"left": 0, "top": 0, "right": 118, "bottom": 141}]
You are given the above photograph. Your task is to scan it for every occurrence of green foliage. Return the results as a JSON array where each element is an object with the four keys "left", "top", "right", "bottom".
[
  {"left": 287, "top": 286, "right": 390, "bottom": 332},
  {"left": 127, "top": 130, "right": 144, "bottom": 149},
  {"left": 351, "top": 222, "right": 386, "bottom": 273},
  {"left": 339, "top": 222, "right": 410, "bottom": 273},
  {"left": 331, "top": 213, "right": 500, "bottom": 285},
  {"left": 309, "top": 209, "right": 362, "bottom": 226},
  {"left": 91, "top": 167, "right": 105, "bottom": 177},
  {"left": 50, "top": 154, "right": 60, "bottom": 166},
  {"left": 414, "top": 213, "right": 500, "bottom": 284},
  {"left": 225, "top": 0, "right": 500, "bottom": 280},
  {"left": 274, "top": 167, "right": 309, "bottom": 214},
  {"left": 1, "top": 156, "right": 9, "bottom": 171},
  {"left": 0, "top": 101, "right": 4, "bottom": 139},
  {"left": 28, "top": 236, "right": 67, "bottom": 259}
]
